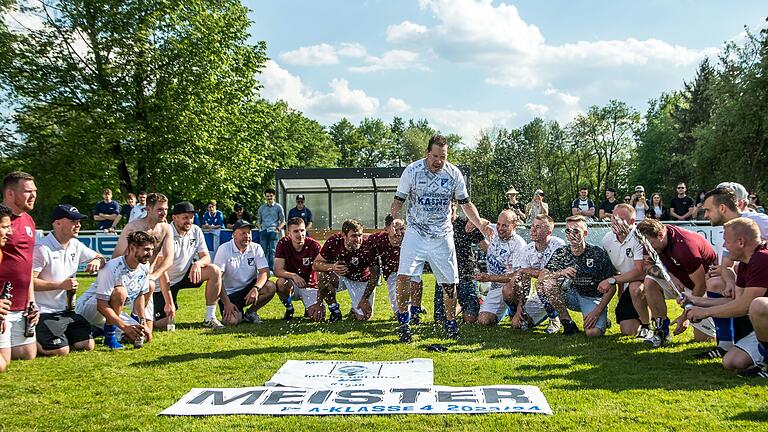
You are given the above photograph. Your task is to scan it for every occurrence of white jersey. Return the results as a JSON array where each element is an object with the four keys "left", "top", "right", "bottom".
[
  {"left": 395, "top": 159, "right": 469, "bottom": 238},
  {"left": 602, "top": 228, "right": 644, "bottom": 275},
  {"left": 32, "top": 233, "right": 99, "bottom": 313},
  {"left": 80, "top": 256, "right": 150, "bottom": 306},
  {"left": 484, "top": 225, "right": 526, "bottom": 291},
  {"left": 130, "top": 205, "right": 147, "bottom": 222},
  {"left": 516, "top": 236, "right": 566, "bottom": 271},
  {"left": 720, "top": 212, "right": 768, "bottom": 261},
  {"left": 167, "top": 223, "right": 208, "bottom": 285},
  {"left": 213, "top": 239, "right": 268, "bottom": 295}
]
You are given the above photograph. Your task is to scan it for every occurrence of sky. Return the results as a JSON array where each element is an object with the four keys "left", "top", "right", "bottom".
[{"left": 246, "top": 0, "right": 767, "bottom": 144}]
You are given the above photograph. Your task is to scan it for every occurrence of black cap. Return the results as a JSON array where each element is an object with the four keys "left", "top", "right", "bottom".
[
  {"left": 296, "top": 194, "right": 305, "bottom": 201},
  {"left": 52, "top": 204, "right": 88, "bottom": 222},
  {"left": 234, "top": 203, "right": 243, "bottom": 210},
  {"left": 172, "top": 201, "right": 196, "bottom": 215},
  {"left": 232, "top": 219, "right": 254, "bottom": 230}
]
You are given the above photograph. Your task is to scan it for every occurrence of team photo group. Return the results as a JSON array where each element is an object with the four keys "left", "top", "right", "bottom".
[{"left": 1, "top": 135, "right": 767, "bottom": 381}]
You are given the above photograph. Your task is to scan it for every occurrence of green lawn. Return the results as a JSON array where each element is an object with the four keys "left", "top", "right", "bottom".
[{"left": 1, "top": 275, "right": 766, "bottom": 431}]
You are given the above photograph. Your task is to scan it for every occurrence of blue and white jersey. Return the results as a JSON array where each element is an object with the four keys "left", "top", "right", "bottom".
[
  {"left": 395, "top": 159, "right": 469, "bottom": 238},
  {"left": 80, "top": 256, "right": 150, "bottom": 306},
  {"left": 485, "top": 225, "right": 526, "bottom": 291},
  {"left": 516, "top": 236, "right": 566, "bottom": 271}
]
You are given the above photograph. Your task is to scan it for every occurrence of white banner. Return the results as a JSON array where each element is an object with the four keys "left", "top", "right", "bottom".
[
  {"left": 265, "top": 358, "right": 433, "bottom": 389},
  {"left": 159, "top": 385, "right": 553, "bottom": 416}
]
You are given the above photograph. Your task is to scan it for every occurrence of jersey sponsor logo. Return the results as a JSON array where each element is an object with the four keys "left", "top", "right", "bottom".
[
  {"left": 586, "top": 258, "right": 594, "bottom": 268},
  {"left": 303, "top": 257, "right": 311, "bottom": 266}
]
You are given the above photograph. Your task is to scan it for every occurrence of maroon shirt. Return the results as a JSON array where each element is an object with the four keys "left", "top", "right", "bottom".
[
  {"left": 365, "top": 231, "right": 400, "bottom": 278},
  {"left": 661, "top": 225, "right": 717, "bottom": 289},
  {"left": 0, "top": 212, "right": 36, "bottom": 311},
  {"left": 736, "top": 242, "right": 768, "bottom": 291},
  {"left": 274, "top": 236, "right": 321, "bottom": 288},
  {"left": 319, "top": 233, "right": 373, "bottom": 282}
]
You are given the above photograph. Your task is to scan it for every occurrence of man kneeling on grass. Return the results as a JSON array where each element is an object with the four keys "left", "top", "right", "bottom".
[
  {"left": 213, "top": 220, "right": 276, "bottom": 326},
  {"left": 537, "top": 216, "right": 616, "bottom": 337},
  {"left": 75, "top": 232, "right": 154, "bottom": 349}
]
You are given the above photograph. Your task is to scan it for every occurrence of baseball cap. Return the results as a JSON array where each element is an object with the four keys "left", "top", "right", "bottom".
[
  {"left": 234, "top": 203, "right": 243, "bottom": 210},
  {"left": 52, "top": 204, "right": 88, "bottom": 222},
  {"left": 505, "top": 187, "right": 519, "bottom": 195},
  {"left": 535, "top": 189, "right": 544, "bottom": 196},
  {"left": 716, "top": 182, "right": 748, "bottom": 201},
  {"left": 296, "top": 194, "right": 305, "bottom": 201},
  {"left": 634, "top": 185, "right": 645, "bottom": 192},
  {"left": 232, "top": 219, "right": 254, "bottom": 230},
  {"left": 172, "top": 201, "right": 196, "bottom": 215}
]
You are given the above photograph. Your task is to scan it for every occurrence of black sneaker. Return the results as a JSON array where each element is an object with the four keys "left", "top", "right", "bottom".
[
  {"left": 444, "top": 320, "right": 459, "bottom": 339},
  {"left": 283, "top": 307, "right": 295, "bottom": 321},
  {"left": 738, "top": 364, "right": 768, "bottom": 378},
  {"left": 398, "top": 323, "right": 412, "bottom": 343},
  {"left": 328, "top": 309, "right": 343, "bottom": 323},
  {"left": 562, "top": 320, "right": 580, "bottom": 335},
  {"left": 693, "top": 346, "right": 727, "bottom": 359}
]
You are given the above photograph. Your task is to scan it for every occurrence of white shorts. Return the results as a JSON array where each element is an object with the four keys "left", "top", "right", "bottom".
[
  {"left": 733, "top": 331, "right": 765, "bottom": 366},
  {"left": 398, "top": 227, "right": 458, "bottom": 284},
  {"left": 644, "top": 275, "right": 684, "bottom": 300},
  {"left": 479, "top": 284, "right": 509, "bottom": 323},
  {"left": 336, "top": 276, "right": 375, "bottom": 317},
  {"left": 75, "top": 296, "right": 142, "bottom": 329},
  {"left": 384, "top": 273, "right": 423, "bottom": 314},
  {"left": 0, "top": 311, "right": 36, "bottom": 349},
  {"left": 292, "top": 285, "right": 319, "bottom": 309}
]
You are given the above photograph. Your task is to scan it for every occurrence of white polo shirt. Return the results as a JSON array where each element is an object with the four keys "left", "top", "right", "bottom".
[
  {"left": 516, "top": 236, "right": 566, "bottom": 270},
  {"left": 213, "top": 239, "right": 268, "bottom": 295},
  {"left": 80, "top": 256, "right": 150, "bottom": 306},
  {"left": 32, "top": 233, "right": 99, "bottom": 313},
  {"left": 602, "top": 228, "right": 644, "bottom": 275},
  {"left": 167, "top": 223, "right": 208, "bottom": 285}
]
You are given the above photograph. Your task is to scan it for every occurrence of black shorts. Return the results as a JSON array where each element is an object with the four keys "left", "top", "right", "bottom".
[
  {"left": 615, "top": 287, "right": 640, "bottom": 323},
  {"left": 733, "top": 315, "right": 754, "bottom": 342},
  {"left": 36, "top": 312, "right": 93, "bottom": 350},
  {"left": 153, "top": 270, "right": 204, "bottom": 320},
  {"left": 217, "top": 278, "right": 259, "bottom": 314}
]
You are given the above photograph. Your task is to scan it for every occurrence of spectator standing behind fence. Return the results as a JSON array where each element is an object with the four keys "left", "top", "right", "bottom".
[
  {"left": 257, "top": 188, "right": 285, "bottom": 273},
  {"left": 119, "top": 194, "right": 136, "bottom": 226},
  {"left": 93, "top": 188, "right": 120, "bottom": 233},
  {"left": 749, "top": 192, "right": 765, "bottom": 213},
  {"left": 503, "top": 187, "right": 526, "bottom": 221},
  {"left": 226, "top": 203, "right": 254, "bottom": 229},
  {"left": 201, "top": 200, "right": 224, "bottom": 256},
  {"left": 288, "top": 195, "right": 313, "bottom": 231},
  {"left": 599, "top": 187, "right": 619, "bottom": 221},
  {"left": 670, "top": 182, "right": 695, "bottom": 221},
  {"left": 647, "top": 193, "right": 669, "bottom": 220},
  {"left": 694, "top": 190, "right": 708, "bottom": 220},
  {"left": 129, "top": 191, "right": 147, "bottom": 222},
  {"left": 571, "top": 186, "right": 595, "bottom": 221},
  {"left": 631, "top": 186, "right": 649, "bottom": 222},
  {"left": 525, "top": 189, "right": 548, "bottom": 225}
]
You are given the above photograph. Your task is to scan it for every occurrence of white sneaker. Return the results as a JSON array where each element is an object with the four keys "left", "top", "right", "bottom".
[
  {"left": 244, "top": 309, "right": 262, "bottom": 324},
  {"left": 636, "top": 327, "right": 651, "bottom": 339},
  {"left": 545, "top": 317, "right": 561, "bottom": 334},
  {"left": 204, "top": 317, "right": 225, "bottom": 330}
]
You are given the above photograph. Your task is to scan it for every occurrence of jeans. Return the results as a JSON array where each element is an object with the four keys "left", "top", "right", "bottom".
[{"left": 260, "top": 229, "right": 279, "bottom": 272}]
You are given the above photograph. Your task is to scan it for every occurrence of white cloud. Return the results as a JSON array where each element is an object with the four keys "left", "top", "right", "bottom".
[
  {"left": 391, "top": 0, "right": 715, "bottom": 89},
  {"left": 280, "top": 43, "right": 339, "bottom": 66},
  {"left": 259, "top": 60, "right": 379, "bottom": 121},
  {"left": 385, "top": 21, "right": 428, "bottom": 43},
  {"left": 421, "top": 107, "right": 516, "bottom": 145},
  {"left": 524, "top": 103, "right": 549, "bottom": 116},
  {"left": 3, "top": 2, "right": 45, "bottom": 33},
  {"left": 337, "top": 42, "right": 367, "bottom": 58},
  {"left": 385, "top": 97, "right": 410, "bottom": 113},
  {"left": 542, "top": 87, "right": 582, "bottom": 123},
  {"left": 349, "top": 50, "right": 426, "bottom": 73}
]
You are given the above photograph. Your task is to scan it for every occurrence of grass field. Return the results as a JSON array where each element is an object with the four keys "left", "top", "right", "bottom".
[{"left": 1, "top": 274, "right": 766, "bottom": 431}]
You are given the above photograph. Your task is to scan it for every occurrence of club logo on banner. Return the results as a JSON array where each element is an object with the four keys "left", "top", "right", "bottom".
[
  {"left": 265, "top": 359, "right": 434, "bottom": 389},
  {"left": 159, "top": 385, "right": 553, "bottom": 416}
]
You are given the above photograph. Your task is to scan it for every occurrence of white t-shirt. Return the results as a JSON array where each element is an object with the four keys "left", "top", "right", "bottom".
[
  {"left": 213, "top": 239, "right": 268, "bottom": 295},
  {"left": 602, "top": 228, "right": 644, "bottom": 275},
  {"left": 130, "top": 205, "right": 147, "bottom": 222},
  {"left": 516, "top": 237, "right": 566, "bottom": 271},
  {"left": 720, "top": 211, "right": 768, "bottom": 261},
  {"left": 635, "top": 203, "right": 646, "bottom": 221},
  {"left": 167, "top": 223, "right": 208, "bottom": 285},
  {"left": 484, "top": 225, "right": 526, "bottom": 291},
  {"left": 395, "top": 159, "right": 469, "bottom": 238},
  {"left": 80, "top": 256, "right": 150, "bottom": 306},
  {"left": 32, "top": 233, "right": 99, "bottom": 313}
]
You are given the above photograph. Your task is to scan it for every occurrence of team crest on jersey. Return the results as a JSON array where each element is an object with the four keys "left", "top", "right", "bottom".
[
  {"left": 70, "top": 252, "right": 76, "bottom": 261},
  {"left": 625, "top": 248, "right": 632, "bottom": 257},
  {"left": 247, "top": 257, "right": 255, "bottom": 266},
  {"left": 190, "top": 238, "right": 196, "bottom": 246},
  {"left": 25, "top": 226, "right": 33, "bottom": 237},
  {"left": 441, "top": 178, "right": 449, "bottom": 188},
  {"left": 586, "top": 258, "right": 594, "bottom": 268},
  {"left": 351, "top": 257, "right": 359, "bottom": 265},
  {"left": 302, "top": 257, "right": 310, "bottom": 266}
]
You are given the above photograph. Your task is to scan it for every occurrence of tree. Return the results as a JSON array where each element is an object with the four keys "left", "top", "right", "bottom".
[{"left": 328, "top": 118, "right": 365, "bottom": 168}]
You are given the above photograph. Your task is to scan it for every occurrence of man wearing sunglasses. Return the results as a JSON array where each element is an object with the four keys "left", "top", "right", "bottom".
[
  {"left": 537, "top": 216, "right": 615, "bottom": 336},
  {"left": 670, "top": 182, "right": 695, "bottom": 221}
]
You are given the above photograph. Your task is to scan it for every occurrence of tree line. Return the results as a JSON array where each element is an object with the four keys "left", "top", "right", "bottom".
[{"left": 0, "top": 2, "right": 765, "bottom": 226}]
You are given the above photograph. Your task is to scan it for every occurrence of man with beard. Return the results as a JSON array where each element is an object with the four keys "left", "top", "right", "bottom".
[
  {"left": 274, "top": 217, "right": 323, "bottom": 321},
  {"left": 76, "top": 232, "right": 155, "bottom": 349},
  {"left": 313, "top": 219, "right": 377, "bottom": 322}
]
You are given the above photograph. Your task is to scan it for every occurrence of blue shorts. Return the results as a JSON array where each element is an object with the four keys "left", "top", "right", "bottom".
[{"left": 564, "top": 289, "right": 608, "bottom": 331}]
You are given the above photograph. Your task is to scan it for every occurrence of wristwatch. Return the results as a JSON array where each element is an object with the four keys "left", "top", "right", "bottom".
[{"left": 607, "top": 277, "right": 617, "bottom": 285}]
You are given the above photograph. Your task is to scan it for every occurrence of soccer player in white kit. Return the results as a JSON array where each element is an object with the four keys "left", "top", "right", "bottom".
[{"left": 391, "top": 135, "right": 489, "bottom": 342}]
